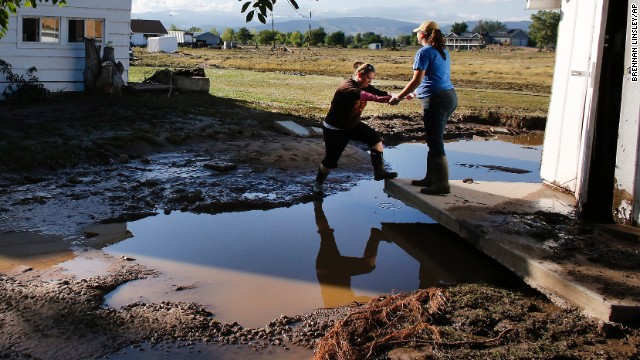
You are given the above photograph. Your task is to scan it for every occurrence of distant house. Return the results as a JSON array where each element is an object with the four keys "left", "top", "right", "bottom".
[
  {"left": 444, "top": 32, "right": 484, "bottom": 50},
  {"left": 0, "top": 0, "right": 131, "bottom": 98},
  {"left": 488, "top": 29, "right": 530, "bottom": 47},
  {"left": 168, "top": 31, "right": 194, "bottom": 45},
  {"left": 130, "top": 19, "right": 167, "bottom": 46},
  {"left": 368, "top": 43, "right": 382, "bottom": 50},
  {"left": 193, "top": 32, "right": 221, "bottom": 47}
]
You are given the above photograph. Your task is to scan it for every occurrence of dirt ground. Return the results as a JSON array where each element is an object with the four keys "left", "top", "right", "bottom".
[{"left": 0, "top": 93, "right": 639, "bottom": 359}]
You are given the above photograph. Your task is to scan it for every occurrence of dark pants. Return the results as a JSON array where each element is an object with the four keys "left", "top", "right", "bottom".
[
  {"left": 321, "top": 122, "right": 383, "bottom": 169},
  {"left": 422, "top": 88, "right": 458, "bottom": 157}
]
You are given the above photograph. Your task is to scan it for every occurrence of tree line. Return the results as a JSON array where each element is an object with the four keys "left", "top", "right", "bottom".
[
  {"left": 169, "top": 24, "right": 421, "bottom": 48},
  {"left": 169, "top": 11, "right": 560, "bottom": 50}
]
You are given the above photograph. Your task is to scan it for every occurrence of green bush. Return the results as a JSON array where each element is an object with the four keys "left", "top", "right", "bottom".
[{"left": 0, "top": 59, "right": 50, "bottom": 102}]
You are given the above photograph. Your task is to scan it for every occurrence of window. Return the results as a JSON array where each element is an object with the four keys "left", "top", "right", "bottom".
[
  {"left": 22, "top": 17, "right": 39, "bottom": 42},
  {"left": 22, "top": 16, "right": 60, "bottom": 42},
  {"left": 68, "top": 18, "right": 104, "bottom": 44},
  {"left": 68, "top": 19, "right": 84, "bottom": 42}
]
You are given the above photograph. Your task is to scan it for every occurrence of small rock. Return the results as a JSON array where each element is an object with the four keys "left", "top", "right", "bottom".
[
  {"left": 118, "top": 154, "right": 130, "bottom": 163},
  {"left": 204, "top": 161, "right": 237, "bottom": 172},
  {"left": 462, "top": 178, "right": 474, "bottom": 184},
  {"left": 15, "top": 265, "right": 33, "bottom": 273}
]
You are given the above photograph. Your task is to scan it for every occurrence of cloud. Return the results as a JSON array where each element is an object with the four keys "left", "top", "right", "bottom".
[{"left": 132, "top": 0, "right": 235, "bottom": 14}]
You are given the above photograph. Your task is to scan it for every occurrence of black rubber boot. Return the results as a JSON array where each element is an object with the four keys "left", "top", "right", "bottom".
[
  {"left": 420, "top": 155, "right": 450, "bottom": 195},
  {"left": 411, "top": 153, "right": 435, "bottom": 187},
  {"left": 313, "top": 167, "right": 328, "bottom": 194},
  {"left": 370, "top": 150, "right": 398, "bottom": 181}
]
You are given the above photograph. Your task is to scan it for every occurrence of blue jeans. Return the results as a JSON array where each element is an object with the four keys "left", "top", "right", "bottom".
[{"left": 421, "top": 88, "right": 457, "bottom": 157}]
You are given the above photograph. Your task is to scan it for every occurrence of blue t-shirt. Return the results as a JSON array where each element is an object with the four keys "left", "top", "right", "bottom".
[{"left": 413, "top": 45, "right": 454, "bottom": 98}]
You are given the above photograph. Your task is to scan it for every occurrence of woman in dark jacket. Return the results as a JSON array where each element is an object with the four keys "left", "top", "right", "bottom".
[{"left": 313, "top": 62, "right": 397, "bottom": 195}]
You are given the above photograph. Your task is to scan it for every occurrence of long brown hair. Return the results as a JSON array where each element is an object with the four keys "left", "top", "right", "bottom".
[{"left": 423, "top": 29, "right": 447, "bottom": 60}]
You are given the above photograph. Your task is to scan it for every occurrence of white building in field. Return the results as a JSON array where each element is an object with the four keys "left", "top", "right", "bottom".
[
  {"left": 0, "top": 0, "right": 131, "bottom": 97},
  {"left": 530, "top": 0, "right": 640, "bottom": 226},
  {"left": 130, "top": 19, "right": 167, "bottom": 46}
]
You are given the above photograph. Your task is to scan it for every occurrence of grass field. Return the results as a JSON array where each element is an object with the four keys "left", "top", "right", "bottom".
[{"left": 129, "top": 46, "right": 555, "bottom": 120}]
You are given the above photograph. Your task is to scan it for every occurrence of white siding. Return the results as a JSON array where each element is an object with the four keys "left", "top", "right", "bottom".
[
  {"left": 540, "top": 0, "right": 604, "bottom": 195},
  {"left": 131, "top": 33, "right": 146, "bottom": 46},
  {"left": 613, "top": 0, "right": 640, "bottom": 225},
  {"left": 0, "top": 0, "right": 132, "bottom": 96}
]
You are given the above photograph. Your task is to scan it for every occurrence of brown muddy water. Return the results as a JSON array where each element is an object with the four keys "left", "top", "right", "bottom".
[
  {"left": 69, "top": 138, "right": 543, "bottom": 325},
  {"left": 2, "top": 137, "right": 545, "bottom": 359}
]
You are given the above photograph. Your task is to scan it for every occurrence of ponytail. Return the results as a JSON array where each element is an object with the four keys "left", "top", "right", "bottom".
[{"left": 425, "top": 29, "right": 447, "bottom": 60}]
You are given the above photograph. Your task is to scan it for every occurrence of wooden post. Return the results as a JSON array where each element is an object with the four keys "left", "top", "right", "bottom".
[
  {"left": 83, "top": 38, "right": 124, "bottom": 95},
  {"left": 83, "top": 37, "right": 100, "bottom": 93}
]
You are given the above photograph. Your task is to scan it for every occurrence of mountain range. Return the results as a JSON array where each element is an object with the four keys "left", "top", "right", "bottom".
[
  {"left": 252, "top": 18, "right": 533, "bottom": 37},
  {"left": 132, "top": 11, "right": 533, "bottom": 37}
]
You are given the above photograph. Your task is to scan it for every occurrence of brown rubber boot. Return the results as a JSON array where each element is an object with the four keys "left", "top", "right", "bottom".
[
  {"left": 411, "top": 154, "right": 435, "bottom": 187},
  {"left": 420, "top": 155, "right": 450, "bottom": 195}
]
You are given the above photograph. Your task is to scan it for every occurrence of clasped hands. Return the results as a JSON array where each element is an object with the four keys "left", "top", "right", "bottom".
[{"left": 388, "top": 92, "right": 416, "bottom": 106}]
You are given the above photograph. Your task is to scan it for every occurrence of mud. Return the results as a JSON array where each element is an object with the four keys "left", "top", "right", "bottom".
[{"left": 1, "top": 95, "right": 638, "bottom": 359}]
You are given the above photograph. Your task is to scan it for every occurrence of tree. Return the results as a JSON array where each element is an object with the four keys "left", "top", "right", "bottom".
[
  {"left": 276, "top": 32, "right": 288, "bottom": 46},
  {"left": 188, "top": 26, "right": 202, "bottom": 33},
  {"left": 308, "top": 27, "right": 326, "bottom": 46},
  {"left": 529, "top": 10, "right": 561, "bottom": 50},
  {"left": 472, "top": 20, "right": 506, "bottom": 34},
  {"left": 169, "top": 24, "right": 182, "bottom": 31},
  {"left": 221, "top": 28, "right": 236, "bottom": 42},
  {"left": 289, "top": 31, "right": 303, "bottom": 47},
  {"left": 326, "top": 31, "right": 345, "bottom": 47},
  {"left": 210, "top": 28, "right": 220, "bottom": 36},
  {"left": 353, "top": 33, "right": 362, "bottom": 47},
  {"left": 255, "top": 29, "right": 276, "bottom": 46},
  {"left": 236, "top": 27, "right": 253, "bottom": 45},
  {"left": 451, "top": 21, "right": 468, "bottom": 35},
  {"left": 396, "top": 34, "right": 413, "bottom": 46},
  {"left": 1, "top": 0, "right": 66, "bottom": 38}
]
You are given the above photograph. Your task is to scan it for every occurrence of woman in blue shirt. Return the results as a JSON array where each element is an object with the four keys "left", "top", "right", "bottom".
[{"left": 390, "top": 20, "right": 457, "bottom": 195}]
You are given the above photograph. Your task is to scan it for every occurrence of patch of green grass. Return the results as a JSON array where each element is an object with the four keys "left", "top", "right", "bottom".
[{"left": 130, "top": 46, "right": 553, "bottom": 121}]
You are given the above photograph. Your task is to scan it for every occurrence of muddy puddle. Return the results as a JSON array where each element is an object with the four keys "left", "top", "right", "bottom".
[{"left": 46, "top": 138, "right": 543, "bottom": 330}]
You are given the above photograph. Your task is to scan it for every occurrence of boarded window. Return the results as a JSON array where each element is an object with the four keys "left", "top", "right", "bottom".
[{"left": 85, "top": 19, "right": 104, "bottom": 44}]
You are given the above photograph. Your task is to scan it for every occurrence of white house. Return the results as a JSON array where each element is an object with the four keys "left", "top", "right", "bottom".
[
  {"left": 0, "top": 0, "right": 131, "bottom": 97},
  {"left": 444, "top": 32, "right": 484, "bottom": 51},
  {"left": 532, "top": 0, "right": 640, "bottom": 226},
  {"left": 130, "top": 19, "right": 167, "bottom": 46}
]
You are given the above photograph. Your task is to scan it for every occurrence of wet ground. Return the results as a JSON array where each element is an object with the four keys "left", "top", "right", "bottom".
[{"left": 1, "top": 97, "right": 638, "bottom": 359}]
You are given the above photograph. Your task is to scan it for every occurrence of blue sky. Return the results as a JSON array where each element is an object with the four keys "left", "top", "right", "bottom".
[{"left": 132, "top": 0, "right": 535, "bottom": 28}]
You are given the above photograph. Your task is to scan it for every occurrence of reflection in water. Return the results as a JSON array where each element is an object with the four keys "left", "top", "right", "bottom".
[
  {"left": 314, "top": 200, "right": 380, "bottom": 307},
  {"left": 0, "top": 231, "right": 75, "bottom": 272},
  {"left": 101, "top": 140, "right": 540, "bottom": 326},
  {"left": 381, "top": 223, "right": 517, "bottom": 288}
]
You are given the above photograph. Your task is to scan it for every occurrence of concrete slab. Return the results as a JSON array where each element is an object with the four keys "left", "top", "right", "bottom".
[
  {"left": 274, "top": 121, "right": 311, "bottom": 137},
  {"left": 173, "top": 76, "right": 210, "bottom": 92},
  {"left": 385, "top": 179, "right": 640, "bottom": 324}
]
